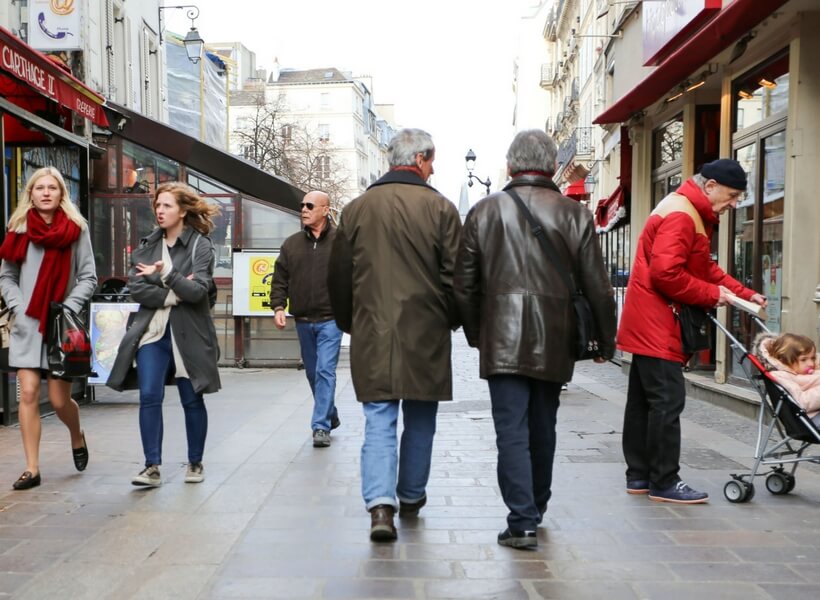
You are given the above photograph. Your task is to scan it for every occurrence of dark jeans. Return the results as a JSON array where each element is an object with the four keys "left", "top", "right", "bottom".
[
  {"left": 622, "top": 354, "right": 685, "bottom": 489},
  {"left": 488, "top": 374, "right": 561, "bottom": 531},
  {"left": 136, "top": 325, "right": 208, "bottom": 467}
]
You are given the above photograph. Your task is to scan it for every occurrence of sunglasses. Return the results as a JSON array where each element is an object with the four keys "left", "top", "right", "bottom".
[{"left": 301, "top": 202, "right": 324, "bottom": 210}]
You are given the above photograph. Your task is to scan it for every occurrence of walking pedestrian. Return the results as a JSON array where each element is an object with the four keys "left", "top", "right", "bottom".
[
  {"left": 618, "top": 159, "right": 767, "bottom": 503},
  {"left": 270, "top": 190, "right": 342, "bottom": 448},
  {"left": 328, "top": 128, "right": 462, "bottom": 542},
  {"left": 454, "top": 129, "right": 617, "bottom": 548},
  {"left": 0, "top": 166, "right": 97, "bottom": 490},
  {"left": 107, "top": 182, "right": 221, "bottom": 487}
]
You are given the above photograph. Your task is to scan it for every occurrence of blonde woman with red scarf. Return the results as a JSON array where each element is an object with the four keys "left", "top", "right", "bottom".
[{"left": 0, "top": 167, "right": 97, "bottom": 490}]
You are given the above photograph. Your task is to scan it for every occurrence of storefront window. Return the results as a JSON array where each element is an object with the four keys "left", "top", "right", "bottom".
[
  {"left": 651, "top": 114, "right": 683, "bottom": 207},
  {"left": 734, "top": 49, "right": 789, "bottom": 132},
  {"left": 22, "top": 146, "right": 82, "bottom": 205},
  {"left": 241, "top": 197, "right": 300, "bottom": 250},
  {"left": 121, "top": 140, "right": 180, "bottom": 195},
  {"left": 729, "top": 50, "right": 788, "bottom": 382}
]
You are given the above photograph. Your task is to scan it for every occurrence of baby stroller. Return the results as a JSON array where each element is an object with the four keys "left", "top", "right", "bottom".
[{"left": 711, "top": 310, "right": 820, "bottom": 503}]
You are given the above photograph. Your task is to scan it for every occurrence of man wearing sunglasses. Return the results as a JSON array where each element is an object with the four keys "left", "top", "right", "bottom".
[{"left": 271, "top": 190, "right": 343, "bottom": 448}]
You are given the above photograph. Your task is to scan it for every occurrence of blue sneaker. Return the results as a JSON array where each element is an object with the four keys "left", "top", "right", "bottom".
[
  {"left": 649, "top": 481, "right": 709, "bottom": 504},
  {"left": 626, "top": 480, "right": 650, "bottom": 495}
]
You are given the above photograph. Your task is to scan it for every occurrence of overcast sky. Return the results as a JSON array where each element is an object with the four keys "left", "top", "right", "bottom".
[{"left": 165, "top": 0, "right": 532, "bottom": 205}]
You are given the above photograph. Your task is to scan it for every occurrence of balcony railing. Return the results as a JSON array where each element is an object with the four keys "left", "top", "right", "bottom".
[
  {"left": 576, "top": 127, "right": 593, "bottom": 156},
  {"left": 557, "top": 129, "right": 577, "bottom": 168}
]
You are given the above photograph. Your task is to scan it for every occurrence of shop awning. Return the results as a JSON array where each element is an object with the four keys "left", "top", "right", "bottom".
[
  {"left": 563, "top": 179, "right": 588, "bottom": 200},
  {"left": 595, "top": 186, "right": 627, "bottom": 233},
  {"left": 0, "top": 27, "right": 109, "bottom": 127},
  {"left": 105, "top": 102, "right": 304, "bottom": 213},
  {"left": 594, "top": 0, "right": 789, "bottom": 124}
]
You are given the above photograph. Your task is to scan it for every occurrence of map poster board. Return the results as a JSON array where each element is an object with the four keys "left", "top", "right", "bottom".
[
  {"left": 88, "top": 302, "right": 140, "bottom": 385},
  {"left": 231, "top": 250, "right": 282, "bottom": 316}
]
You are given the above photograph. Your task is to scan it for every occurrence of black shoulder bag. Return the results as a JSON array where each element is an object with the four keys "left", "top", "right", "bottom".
[{"left": 507, "top": 188, "right": 601, "bottom": 360}]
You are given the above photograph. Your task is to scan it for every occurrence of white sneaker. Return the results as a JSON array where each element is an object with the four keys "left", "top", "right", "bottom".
[
  {"left": 132, "top": 465, "right": 161, "bottom": 487},
  {"left": 185, "top": 462, "right": 204, "bottom": 483}
]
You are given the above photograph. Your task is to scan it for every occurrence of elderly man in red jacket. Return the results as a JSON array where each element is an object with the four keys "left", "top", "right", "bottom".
[{"left": 618, "top": 159, "right": 767, "bottom": 504}]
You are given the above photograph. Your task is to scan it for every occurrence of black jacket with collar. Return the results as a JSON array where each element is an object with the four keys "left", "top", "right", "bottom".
[
  {"left": 270, "top": 219, "right": 336, "bottom": 322},
  {"left": 454, "top": 174, "right": 617, "bottom": 383}
]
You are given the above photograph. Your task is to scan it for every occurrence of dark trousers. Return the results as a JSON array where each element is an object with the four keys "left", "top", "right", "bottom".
[
  {"left": 622, "top": 354, "right": 685, "bottom": 489},
  {"left": 488, "top": 374, "right": 561, "bottom": 531}
]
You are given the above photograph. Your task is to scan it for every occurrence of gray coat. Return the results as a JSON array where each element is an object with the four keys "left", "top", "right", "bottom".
[
  {"left": 106, "top": 226, "right": 220, "bottom": 395},
  {"left": 0, "top": 227, "right": 97, "bottom": 369}
]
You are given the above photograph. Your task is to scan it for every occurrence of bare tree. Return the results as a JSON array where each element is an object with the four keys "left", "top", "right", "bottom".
[{"left": 232, "top": 94, "right": 350, "bottom": 213}]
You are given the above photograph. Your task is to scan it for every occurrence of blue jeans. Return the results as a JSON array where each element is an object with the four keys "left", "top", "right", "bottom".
[
  {"left": 136, "top": 325, "right": 208, "bottom": 467},
  {"left": 361, "top": 400, "right": 438, "bottom": 511},
  {"left": 295, "top": 319, "right": 342, "bottom": 432},
  {"left": 488, "top": 375, "right": 561, "bottom": 531}
]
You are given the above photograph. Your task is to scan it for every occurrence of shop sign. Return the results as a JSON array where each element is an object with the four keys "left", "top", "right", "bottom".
[
  {"left": 0, "top": 27, "right": 108, "bottom": 126},
  {"left": 27, "top": 0, "right": 82, "bottom": 51},
  {"left": 642, "top": 0, "right": 722, "bottom": 66}
]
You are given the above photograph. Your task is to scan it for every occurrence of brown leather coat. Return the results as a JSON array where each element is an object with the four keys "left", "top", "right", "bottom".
[{"left": 454, "top": 175, "right": 616, "bottom": 383}]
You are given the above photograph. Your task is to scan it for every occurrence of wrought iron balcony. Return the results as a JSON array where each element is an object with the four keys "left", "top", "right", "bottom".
[
  {"left": 557, "top": 129, "right": 577, "bottom": 168},
  {"left": 576, "top": 127, "right": 593, "bottom": 157}
]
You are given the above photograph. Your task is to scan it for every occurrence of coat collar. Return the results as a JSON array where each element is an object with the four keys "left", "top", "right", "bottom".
[
  {"left": 503, "top": 174, "right": 561, "bottom": 194},
  {"left": 303, "top": 218, "right": 334, "bottom": 241},
  {"left": 369, "top": 169, "right": 436, "bottom": 191},
  {"left": 142, "top": 225, "right": 196, "bottom": 247}
]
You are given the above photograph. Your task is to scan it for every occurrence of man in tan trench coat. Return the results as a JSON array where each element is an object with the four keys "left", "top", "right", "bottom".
[{"left": 328, "top": 128, "right": 462, "bottom": 542}]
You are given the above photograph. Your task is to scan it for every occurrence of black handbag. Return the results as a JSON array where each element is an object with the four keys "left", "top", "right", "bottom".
[
  {"left": 0, "top": 297, "right": 12, "bottom": 371},
  {"left": 47, "top": 302, "right": 96, "bottom": 378},
  {"left": 672, "top": 304, "right": 713, "bottom": 354},
  {"left": 507, "top": 188, "right": 601, "bottom": 360}
]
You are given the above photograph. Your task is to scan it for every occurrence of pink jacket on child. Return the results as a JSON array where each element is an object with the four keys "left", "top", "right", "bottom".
[{"left": 753, "top": 333, "right": 820, "bottom": 420}]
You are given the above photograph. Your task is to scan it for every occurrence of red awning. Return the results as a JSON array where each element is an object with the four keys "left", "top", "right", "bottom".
[
  {"left": 0, "top": 27, "right": 109, "bottom": 127},
  {"left": 595, "top": 186, "right": 627, "bottom": 232},
  {"left": 594, "top": 0, "right": 789, "bottom": 124},
  {"left": 563, "top": 179, "right": 588, "bottom": 200}
]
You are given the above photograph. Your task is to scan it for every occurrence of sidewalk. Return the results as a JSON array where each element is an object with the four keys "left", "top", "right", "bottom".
[{"left": 1, "top": 336, "right": 820, "bottom": 599}]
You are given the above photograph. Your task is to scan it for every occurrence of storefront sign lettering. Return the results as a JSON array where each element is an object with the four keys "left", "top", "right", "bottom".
[{"left": 0, "top": 28, "right": 109, "bottom": 127}]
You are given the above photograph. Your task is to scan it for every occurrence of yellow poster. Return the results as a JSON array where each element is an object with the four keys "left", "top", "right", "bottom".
[{"left": 248, "top": 254, "right": 278, "bottom": 313}]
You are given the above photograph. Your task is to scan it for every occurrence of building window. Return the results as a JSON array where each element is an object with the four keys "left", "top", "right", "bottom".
[
  {"left": 281, "top": 125, "right": 292, "bottom": 141},
  {"left": 316, "top": 155, "right": 330, "bottom": 179},
  {"left": 320, "top": 93, "right": 330, "bottom": 110},
  {"left": 318, "top": 124, "right": 330, "bottom": 141}
]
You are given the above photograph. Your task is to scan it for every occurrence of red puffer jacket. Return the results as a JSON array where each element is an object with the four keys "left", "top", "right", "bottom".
[{"left": 617, "top": 179, "right": 756, "bottom": 363}]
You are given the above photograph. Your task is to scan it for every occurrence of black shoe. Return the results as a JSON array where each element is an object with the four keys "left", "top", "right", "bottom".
[
  {"left": 330, "top": 416, "right": 341, "bottom": 430},
  {"left": 536, "top": 504, "right": 547, "bottom": 525},
  {"left": 497, "top": 527, "right": 537, "bottom": 549},
  {"left": 399, "top": 495, "right": 427, "bottom": 518},
  {"left": 72, "top": 431, "right": 89, "bottom": 472},
  {"left": 12, "top": 471, "right": 41, "bottom": 490}
]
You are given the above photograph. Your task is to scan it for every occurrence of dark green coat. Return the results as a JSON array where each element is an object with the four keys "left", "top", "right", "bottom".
[{"left": 328, "top": 170, "right": 462, "bottom": 402}]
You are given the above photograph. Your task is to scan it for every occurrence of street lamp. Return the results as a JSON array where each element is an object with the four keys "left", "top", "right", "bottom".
[
  {"left": 465, "top": 149, "right": 491, "bottom": 195},
  {"left": 158, "top": 4, "right": 204, "bottom": 64}
]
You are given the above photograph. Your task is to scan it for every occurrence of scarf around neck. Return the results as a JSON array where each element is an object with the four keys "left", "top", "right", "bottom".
[{"left": 0, "top": 209, "right": 81, "bottom": 333}]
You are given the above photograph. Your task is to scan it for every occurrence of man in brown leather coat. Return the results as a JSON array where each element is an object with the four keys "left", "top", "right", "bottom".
[{"left": 454, "top": 129, "right": 616, "bottom": 548}]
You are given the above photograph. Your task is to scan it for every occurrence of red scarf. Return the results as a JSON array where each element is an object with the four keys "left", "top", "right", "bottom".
[
  {"left": 391, "top": 165, "right": 424, "bottom": 178},
  {"left": 0, "top": 209, "right": 81, "bottom": 333}
]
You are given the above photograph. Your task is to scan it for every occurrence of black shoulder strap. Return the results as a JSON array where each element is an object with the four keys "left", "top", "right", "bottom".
[{"left": 506, "top": 188, "right": 578, "bottom": 295}]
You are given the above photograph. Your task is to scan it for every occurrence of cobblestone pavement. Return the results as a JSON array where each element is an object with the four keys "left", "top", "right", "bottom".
[{"left": 1, "top": 334, "right": 820, "bottom": 599}]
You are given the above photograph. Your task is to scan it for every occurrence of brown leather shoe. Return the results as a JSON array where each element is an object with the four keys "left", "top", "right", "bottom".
[{"left": 369, "top": 505, "right": 397, "bottom": 542}]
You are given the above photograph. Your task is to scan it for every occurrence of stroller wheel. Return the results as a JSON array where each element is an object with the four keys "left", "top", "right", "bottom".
[
  {"left": 724, "top": 479, "right": 754, "bottom": 503},
  {"left": 765, "top": 472, "right": 791, "bottom": 495},
  {"left": 785, "top": 474, "right": 796, "bottom": 493}
]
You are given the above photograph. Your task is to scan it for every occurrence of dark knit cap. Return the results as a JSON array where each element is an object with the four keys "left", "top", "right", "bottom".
[{"left": 700, "top": 159, "right": 747, "bottom": 191}]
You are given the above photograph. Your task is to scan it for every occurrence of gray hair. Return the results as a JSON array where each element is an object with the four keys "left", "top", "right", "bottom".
[
  {"left": 387, "top": 128, "right": 435, "bottom": 168},
  {"left": 692, "top": 173, "right": 708, "bottom": 191},
  {"left": 506, "top": 129, "right": 558, "bottom": 175}
]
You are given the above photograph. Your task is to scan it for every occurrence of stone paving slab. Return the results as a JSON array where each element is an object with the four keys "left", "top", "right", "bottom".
[{"left": 1, "top": 336, "right": 820, "bottom": 599}]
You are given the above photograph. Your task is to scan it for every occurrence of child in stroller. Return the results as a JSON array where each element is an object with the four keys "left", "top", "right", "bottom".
[{"left": 753, "top": 332, "right": 820, "bottom": 428}]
